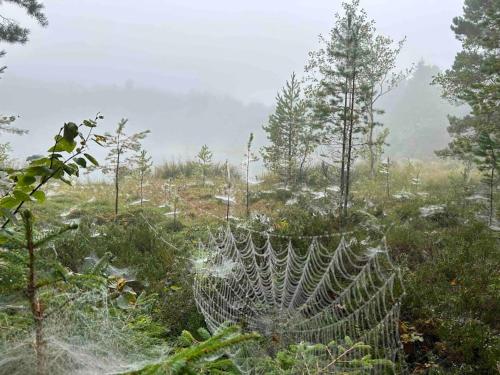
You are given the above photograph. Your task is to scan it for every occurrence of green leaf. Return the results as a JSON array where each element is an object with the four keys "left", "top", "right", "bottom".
[
  {"left": 26, "top": 154, "right": 45, "bottom": 162},
  {"left": 83, "top": 119, "right": 97, "bottom": 128},
  {"left": 13, "top": 190, "right": 32, "bottom": 202},
  {"left": 18, "top": 175, "right": 36, "bottom": 186},
  {"left": 49, "top": 137, "right": 76, "bottom": 153},
  {"left": 30, "top": 157, "right": 50, "bottom": 166},
  {"left": 62, "top": 164, "right": 78, "bottom": 176},
  {"left": 59, "top": 176, "right": 72, "bottom": 185},
  {"left": 32, "top": 191, "right": 46, "bottom": 203},
  {"left": 0, "top": 196, "right": 21, "bottom": 209},
  {"left": 25, "top": 166, "right": 53, "bottom": 177},
  {"left": 63, "top": 122, "right": 79, "bottom": 141},
  {"left": 0, "top": 229, "right": 15, "bottom": 244},
  {"left": 84, "top": 153, "right": 99, "bottom": 166},
  {"left": 75, "top": 157, "right": 87, "bottom": 168}
]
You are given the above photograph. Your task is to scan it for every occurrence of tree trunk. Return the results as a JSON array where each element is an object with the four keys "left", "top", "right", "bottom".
[
  {"left": 114, "top": 144, "right": 121, "bottom": 220},
  {"left": 489, "top": 166, "right": 495, "bottom": 226},
  {"left": 386, "top": 157, "right": 390, "bottom": 198},
  {"left": 24, "top": 212, "right": 45, "bottom": 375},
  {"left": 368, "top": 106, "right": 375, "bottom": 178},
  {"left": 287, "top": 121, "right": 293, "bottom": 188},
  {"left": 246, "top": 151, "right": 250, "bottom": 217},
  {"left": 140, "top": 173, "right": 144, "bottom": 206},
  {"left": 299, "top": 152, "right": 307, "bottom": 185},
  {"left": 344, "top": 65, "right": 357, "bottom": 219},
  {"left": 339, "top": 76, "right": 349, "bottom": 220},
  {"left": 173, "top": 196, "right": 177, "bottom": 225}
]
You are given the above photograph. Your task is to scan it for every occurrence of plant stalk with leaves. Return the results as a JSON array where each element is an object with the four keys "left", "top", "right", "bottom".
[
  {"left": 244, "top": 133, "right": 258, "bottom": 217},
  {"left": 130, "top": 149, "right": 153, "bottom": 206},
  {"left": 0, "top": 116, "right": 102, "bottom": 231},
  {"left": 196, "top": 144, "right": 213, "bottom": 186},
  {"left": 101, "top": 118, "right": 150, "bottom": 219}
]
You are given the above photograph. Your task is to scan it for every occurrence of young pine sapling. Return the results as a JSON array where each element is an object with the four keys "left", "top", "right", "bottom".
[
  {"left": 196, "top": 144, "right": 213, "bottom": 186},
  {"left": 244, "top": 133, "right": 259, "bottom": 217},
  {"left": 101, "top": 118, "right": 150, "bottom": 219},
  {"left": 130, "top": 149, "right": 153, "bottom": 206}
]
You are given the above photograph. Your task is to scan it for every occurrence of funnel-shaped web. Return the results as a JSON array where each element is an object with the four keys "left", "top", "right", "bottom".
[{"left": 194, "top": 228, "right": 406, "bottom": 373}]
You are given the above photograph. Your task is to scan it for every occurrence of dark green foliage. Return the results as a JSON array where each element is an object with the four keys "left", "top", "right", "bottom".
[
  {"left": 0, "top": 1, "right": 47, "bottom": 44},
  {"left": 305, "top": 0, "right": 379, "bottom": 217},
  {"left": 473, "top": 132, "right": 499, "bottom": 225},
  {"left": 127, "top": 325, "right": 259, "bottom": 375},
  {"left": 396, "top": 221, "right": 499, "bottom": 374},
  {"left": 52, "top": 210, "right": 204, "bottom": 335},
  {"left": 262, "top": 73, "right": 312, "bottom": 186},
  {"left": 434, "top": 0, "right": 500, "bottom": 180},
  {"left": 255, "top": 338, "right": 394, "bottom": 374}
]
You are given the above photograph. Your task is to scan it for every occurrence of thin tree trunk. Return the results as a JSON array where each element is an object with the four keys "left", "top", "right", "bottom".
[
  {"left": 368, "top": 105, "right": 375, "bottom": 178},
  {"left": 339, "top": 76, "right": 349, "bottom": 219},
  {"left": 246, "top": 151, "right": 250, "bottom": 217},
  {"left": 225, "top": 160, "right": 231, "bottom": 222},
  {"left": 24, "top": 212, "right": 45, "bottom": 375},
  {"left": 287, "top": 122, "right": 293, "bottom": 188},
  {"left": 489, "top": 166, "right": 495, "bottom": 226},
  {"left": 114, "top": 142, "right": 121, "bottom": 220},
  {"left": 299, "top": 150, "right": 308, "bottom": 185},
  {"left": 344, "top": 65, "right": 357, "bottom": 219},
  {"left": 386, "top": 157, "right": 391, "bottom": 198},
  {"left": 140, "top": 173, "right": 144, "bottom": 206}
]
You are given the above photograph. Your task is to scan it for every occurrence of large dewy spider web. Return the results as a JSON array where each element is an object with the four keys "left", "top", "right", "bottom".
[{"left": 194, "top": 227, "right": 406, "bottom": 373}]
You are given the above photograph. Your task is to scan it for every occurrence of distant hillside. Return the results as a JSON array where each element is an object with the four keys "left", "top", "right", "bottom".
[
  {"left": 0, "top": 77, "right": 272, "bottom": 165},
  {"left": 0, "top": 63, "right": 466, "bottom": 166}
]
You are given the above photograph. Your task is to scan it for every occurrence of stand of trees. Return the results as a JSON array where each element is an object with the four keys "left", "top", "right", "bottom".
[
  {"left": 434, "top": 0, "right": 499, "bottom": 224},
  {"left": 263, "top": 0, "right": 407, "bottom": 221},
  {"left": 261, "top": 73, "right": 312, "bottom": 187}
]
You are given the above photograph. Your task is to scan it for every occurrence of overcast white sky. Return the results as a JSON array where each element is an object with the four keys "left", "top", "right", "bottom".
[{"left": 2, "top": 0, "right": 463, "bottom": 104}]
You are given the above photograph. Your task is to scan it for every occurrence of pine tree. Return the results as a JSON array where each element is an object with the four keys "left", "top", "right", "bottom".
[
  {"left": 196, "top": 144, "right": 213, "bottom": 185},
  {"left": 434, "top": 0, "right": 499, "bottom": 175},
  {"left": 130, "top": 149, "right": 153, "bottom": 206},
  {"left": 306, "top": 0, "right": 372, "bottom": 219},
  {"left": 359, "top": 35, "right": 409, "bottom": 177},
  {"left": 0, "top": 0, "right": 48, "bottom": 75},
  {"left": 102, "top": 119, "right": 150, "bottom": 218},
  {"left": 262, "top": 72, "right": 310, "bottom": 187}
]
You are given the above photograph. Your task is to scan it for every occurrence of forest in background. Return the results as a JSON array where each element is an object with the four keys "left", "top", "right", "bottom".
[{"left": 0, "top": 60, "right": 465, "bottom": 164}]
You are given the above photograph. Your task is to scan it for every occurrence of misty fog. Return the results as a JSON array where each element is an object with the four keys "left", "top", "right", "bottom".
[{"left": 1, "top": 0, "right": 463, "bottom": 165}]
